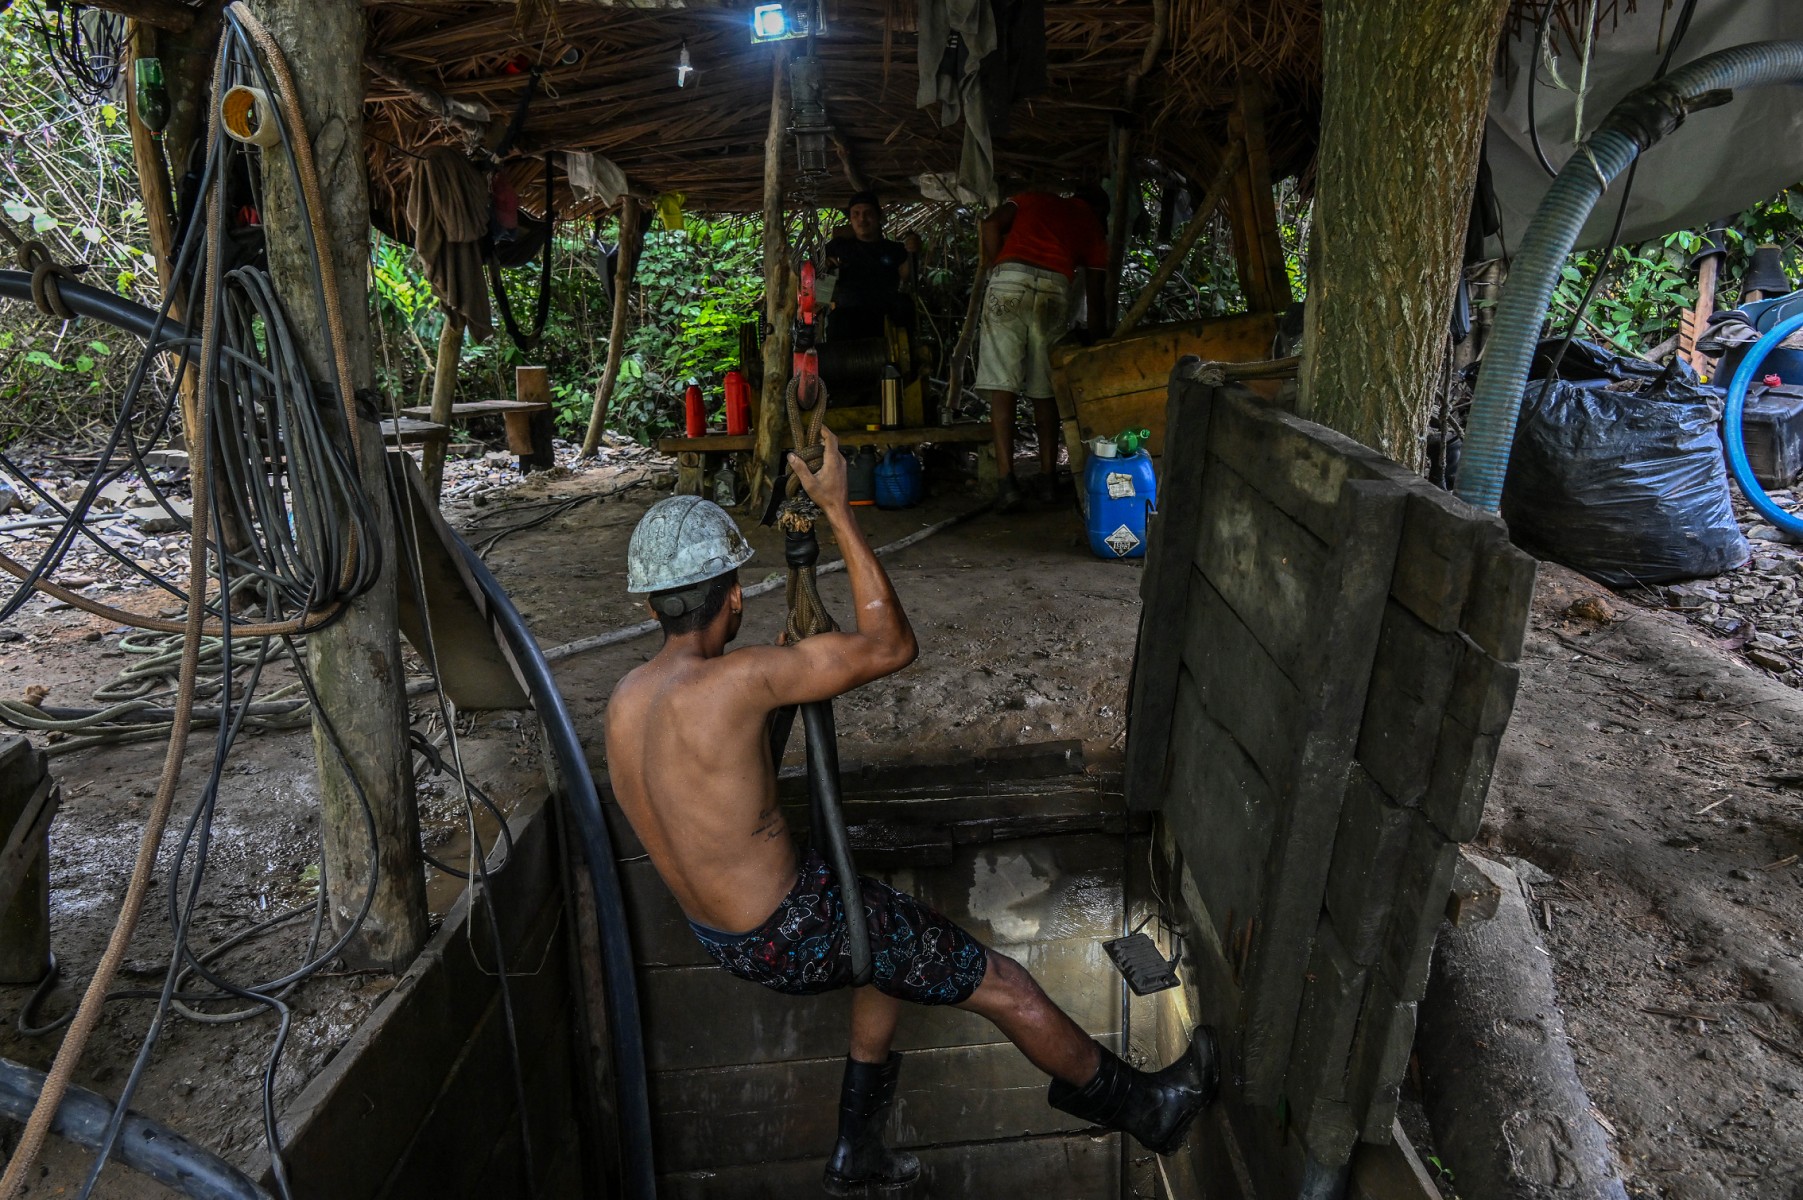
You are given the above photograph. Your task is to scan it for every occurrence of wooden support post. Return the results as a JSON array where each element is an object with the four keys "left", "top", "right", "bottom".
[
  {"left": 246, "top": 0, "right": 427, "bottom": 970},
  {"left": 0, "top": 738, "right": 52, "bottom": 984},
  {"left": 515, "top": 365, "right": 556, "bottom": 472},
  {"left": 751, "top": 46, "right": 794, "bottom": 510},
  {"left": 1682, "top": 254, "right": 1721, "bottom": 373},
  {"left": 1102, "top": 0, "right": 1168, "bottom": 328},
  {"left": 126, "top": 26, "right": 181, "bottom": 298},
  {"left": 1114, "top": 144, "right": 1242, "bottom": 340},
  {"left": 579, "top": 197, "right": 643, "bottom": 458},
  {"left": 423, "top": 315, "right": 462, "bottom": 497},
  {"left": 1297, "top": 0, "right": 1512, "bottom": 462},
  {"left": 1225, "top": 81, "right": 1291, "bottom": 317}
]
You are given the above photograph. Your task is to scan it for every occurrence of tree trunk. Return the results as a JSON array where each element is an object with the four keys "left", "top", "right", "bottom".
[
  {"left": 1298, "top": 0, "right": 1511, "bottom": 463},
  {"left": 750, "top": 47, "right": 793, "bottom": 510},
  {"left": 245, "top": 0, "right": 427, "bottom": 970},
  {"left": 579, "top": 197, "right": 643, "bottom": 458}
]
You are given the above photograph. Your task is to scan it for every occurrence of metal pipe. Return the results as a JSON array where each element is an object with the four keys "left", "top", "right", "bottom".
[{"left": 0, "top": 1057, "right": 271, "bottom": 1200}]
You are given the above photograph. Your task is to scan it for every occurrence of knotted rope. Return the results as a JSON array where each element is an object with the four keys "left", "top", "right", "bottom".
[
  {"left": 778, "top": 372, "right": 836, "bottom": 644},
  {"left": 0, "top": 219, "right": 78, "bottom": 320}
]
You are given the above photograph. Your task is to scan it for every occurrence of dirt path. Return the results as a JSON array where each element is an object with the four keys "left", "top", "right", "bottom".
[{"left": 1483, "top": 564, "right": 1803, "bottom": 1200}]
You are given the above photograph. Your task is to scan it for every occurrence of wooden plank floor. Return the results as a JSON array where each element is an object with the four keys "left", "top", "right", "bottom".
[{"left": 624, "top": 756, "right": 1147, "bottom": 1197}]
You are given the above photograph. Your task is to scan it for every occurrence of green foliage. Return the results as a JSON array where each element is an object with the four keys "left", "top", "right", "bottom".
[
  {"left": 0, "top": 6, "right": 163, "bottom": 441},
  {"left": 1549, "top": 189, "right": 1803, "bottom": 360}
]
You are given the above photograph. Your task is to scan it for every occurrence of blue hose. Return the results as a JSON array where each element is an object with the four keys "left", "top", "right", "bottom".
[
  {"left": 1722, "top": 311, "right": 1803, "bottom": 539},
  {"left": 1458, "top": 40, "right": 1803, "bottom": 514}
]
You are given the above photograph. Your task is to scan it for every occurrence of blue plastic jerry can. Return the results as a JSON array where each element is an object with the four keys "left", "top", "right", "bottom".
[
  {"left": 874, "top": 449, "right": 923, "bottom": 509},
  {"left": 1084, "top": 449, "right": 1155, "bottom": 559}
]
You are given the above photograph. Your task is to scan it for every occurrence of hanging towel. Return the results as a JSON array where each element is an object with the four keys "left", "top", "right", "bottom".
[{"left": 405, "top": 145, "right": 494, "bottom": 341}]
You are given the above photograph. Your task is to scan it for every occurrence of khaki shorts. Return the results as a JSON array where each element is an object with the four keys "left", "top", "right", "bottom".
[{"left": 975, "top": 262, "right": 1072, "bottom": 400}]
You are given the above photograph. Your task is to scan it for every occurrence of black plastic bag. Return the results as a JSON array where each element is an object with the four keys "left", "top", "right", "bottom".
[{"left": 1501, "top": 340, "right": 1748, "bottom": 587}]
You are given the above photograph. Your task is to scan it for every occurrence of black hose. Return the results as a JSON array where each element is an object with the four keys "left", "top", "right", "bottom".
[
  {"left": 453, "top": 538, "right": 656, "bottom": 1200},
  {"left": 0, "top": 1057, "right": 272, "bottom": 1200},
  {"left": 801, "top": 700, "right": 873, "bottom": 986},
  {"left": 0, "top": 268, "right": 191, "bottom": 344}
]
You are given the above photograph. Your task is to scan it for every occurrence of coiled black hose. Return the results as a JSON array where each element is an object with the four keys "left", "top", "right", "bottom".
[{"left": 0, "top": 1057, "right": 271, "bottom": 1200}]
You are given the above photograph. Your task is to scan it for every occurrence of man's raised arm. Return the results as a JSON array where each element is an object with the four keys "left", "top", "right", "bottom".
[{"left": 740, "top": 427, "right": 918, "bottom": 706}]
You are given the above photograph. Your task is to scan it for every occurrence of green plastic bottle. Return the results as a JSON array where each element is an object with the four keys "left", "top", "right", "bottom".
[
  {"left": 135, "top": 57, "right": 170, "bottom": 139},
  {"left": 1113, "top": 427, "right": 1151, "bottom": 456}
]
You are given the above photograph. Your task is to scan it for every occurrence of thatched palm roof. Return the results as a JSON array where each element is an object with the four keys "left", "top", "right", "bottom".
[{"left": 362, "top": 0, "right": 1324, "bottom": 222}]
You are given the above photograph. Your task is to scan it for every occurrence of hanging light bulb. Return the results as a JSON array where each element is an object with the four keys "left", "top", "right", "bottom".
[{"left": 676, "top": 40, "right": 693, "bottom": 87}]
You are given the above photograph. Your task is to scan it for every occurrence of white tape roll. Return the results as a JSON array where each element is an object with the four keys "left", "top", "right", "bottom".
[{"left": 221, "top": 85, "right": 281, "bottom": 149}]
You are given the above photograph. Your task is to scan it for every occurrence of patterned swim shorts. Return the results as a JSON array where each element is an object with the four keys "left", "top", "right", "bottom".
[{"left": 688, "top": 849, "right": 989, "bottom": 1006}]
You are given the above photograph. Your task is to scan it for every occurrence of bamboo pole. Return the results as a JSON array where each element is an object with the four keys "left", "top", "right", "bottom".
[
  {"left": 579, "top": 196, "right": 643, "bottom": 458},
  {"left": 1114, "top": 142, "right": 1242, "bottom": 340},
  {"left": 422, "top": 314, "right": 463, "bottom": 497},
  {"left": 750, "top": 46, "right": 793, "bottom": 509}
]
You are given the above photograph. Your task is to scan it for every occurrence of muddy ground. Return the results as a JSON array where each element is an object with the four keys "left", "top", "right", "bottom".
[
  {"left": 1483, "top": 564, "right": 1803, "bottom": 1200},
  {"left": 2, "top": 441, "right": 1801, "bottom": 1197}
]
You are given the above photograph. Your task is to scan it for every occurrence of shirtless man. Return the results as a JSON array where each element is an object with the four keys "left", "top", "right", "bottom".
[{"left": 605, "top": 428, "right": 1217, "bottom": 1193}]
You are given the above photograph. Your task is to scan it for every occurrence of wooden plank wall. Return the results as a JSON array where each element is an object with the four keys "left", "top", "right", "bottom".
[
  {"left": 607, "top": 749, "right": 1147, "bottom": 1197},
  {"left": 1124, "top": 365, "right": 1536, "bottom": 1184},
  {"left": 267, "top": 792, "right": 595, "bottom": 1198}
]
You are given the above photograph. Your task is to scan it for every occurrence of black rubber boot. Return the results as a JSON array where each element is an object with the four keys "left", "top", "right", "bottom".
[
  {"left": 1047, "top": 1026, "right": 1220, "bottom": 1156},
  {"left": 823, "top": 1052, "right": 920, "bottom": 1195}
]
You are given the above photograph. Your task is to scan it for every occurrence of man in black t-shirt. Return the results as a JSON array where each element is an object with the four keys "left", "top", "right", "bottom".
[{"left": 824, "top": 191, "right": 912, "bottom": 340}]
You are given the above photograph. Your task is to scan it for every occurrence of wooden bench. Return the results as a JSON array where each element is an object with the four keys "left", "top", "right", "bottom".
[
  {"left": 400, "top": 398, "right": 555, "bottom": 472},
  {"left": 655, "top": 424, "right": 994, "bottom": 497},
  {"left": 378, "top": 416, "right": 450, "bottom": 449}
]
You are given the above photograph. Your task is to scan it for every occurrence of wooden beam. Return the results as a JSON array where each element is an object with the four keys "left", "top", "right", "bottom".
[
  {"left": 364, "top": 53, "right": 494, "bottom": 142},
  {"left": 579, "top": 196, "right": 644, "bottom": 458},
  {"left": 750, "top": 46, "right": 793, "bottom": 509},
  {"left": 76, "top": 0, "right": 196, "bottom": 32},
  {"left": 1114, "top": 143, "right": 1242, "bottom": 340}
]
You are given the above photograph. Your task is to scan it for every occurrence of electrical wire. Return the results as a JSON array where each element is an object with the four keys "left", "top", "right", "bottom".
[{"left": 28, "top": 1, "right": 127, "bottom": 104}]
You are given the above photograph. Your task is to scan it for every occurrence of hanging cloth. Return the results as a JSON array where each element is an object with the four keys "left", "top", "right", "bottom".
[{"left": 406, "top": 145, "right": 495, "bottom": 341}]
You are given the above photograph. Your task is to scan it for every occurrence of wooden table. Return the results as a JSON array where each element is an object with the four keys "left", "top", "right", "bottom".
[{"left": 655, "top": 424, "right": 994, "bottom": 497}]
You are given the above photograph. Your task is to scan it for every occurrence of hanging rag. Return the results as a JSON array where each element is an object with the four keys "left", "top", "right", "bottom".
[
  {"left": 656, "top": 191, "right": 687, "bottom": 232},
  {"left": 406, "top": 145, "right": 495, "bottom": 341},
  {"left": 915, "top": 0, "right": 1045, "bottom": 209},
  {"left": 568, "top": 151, "right": 628, "bottom": 206}
]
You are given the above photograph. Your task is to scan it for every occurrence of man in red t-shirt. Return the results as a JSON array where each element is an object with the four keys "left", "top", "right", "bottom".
[{"left": 976, "top": 186, "right": 1109, "bottom": 508}]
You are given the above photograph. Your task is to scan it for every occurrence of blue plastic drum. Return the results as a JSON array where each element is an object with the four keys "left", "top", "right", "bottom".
[{"left": 1084, "top": 449, "right": 1156, "bottom": 559}]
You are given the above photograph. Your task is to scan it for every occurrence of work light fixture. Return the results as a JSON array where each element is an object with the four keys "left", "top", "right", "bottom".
[{"left": 750, "top": 0, "right": 826, "bottom": 44}]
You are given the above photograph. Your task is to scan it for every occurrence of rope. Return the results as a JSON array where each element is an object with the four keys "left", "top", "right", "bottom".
[
  {"left": 0, "top": 633, "right": 310, "bottom": 756},
  {"left": 0, "top": 8, "right": 367, "bottom": 1192},
  {"left": 778, "top": 374, "right": 835, "bottom": 644},
  {"left": 0, "top": 108, "right": 219, "bottom": 1200},
  {"left": 0, "top": 220, "right": 79, "bottom": 320}
]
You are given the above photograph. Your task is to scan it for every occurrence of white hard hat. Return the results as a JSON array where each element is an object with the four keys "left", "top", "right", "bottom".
[{"left": 626, "top": 495, "right": 755, "bottom": 594}]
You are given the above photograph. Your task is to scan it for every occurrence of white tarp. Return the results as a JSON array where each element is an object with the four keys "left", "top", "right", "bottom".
[{"left": 1487, "top": 0, "right": 1803, "bottom": 251}]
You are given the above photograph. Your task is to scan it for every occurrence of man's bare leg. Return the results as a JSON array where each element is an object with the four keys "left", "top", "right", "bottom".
[
  {"left": 986, "top": 387, "right": 1019, "bottom": 479},
  {"left": 1032, "top": 396, "right": 1061, "bottom": 498},
  {"left": 848, "top": 984, "right": 903, "bottom": 1064},
  {"left": 958, "top": 950, "right": 1102, "bottom": 1085}
]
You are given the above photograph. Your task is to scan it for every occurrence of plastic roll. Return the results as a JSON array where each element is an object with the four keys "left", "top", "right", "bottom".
[{"left": 220, "top": 85, "right": 280, "bottom": 148}]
